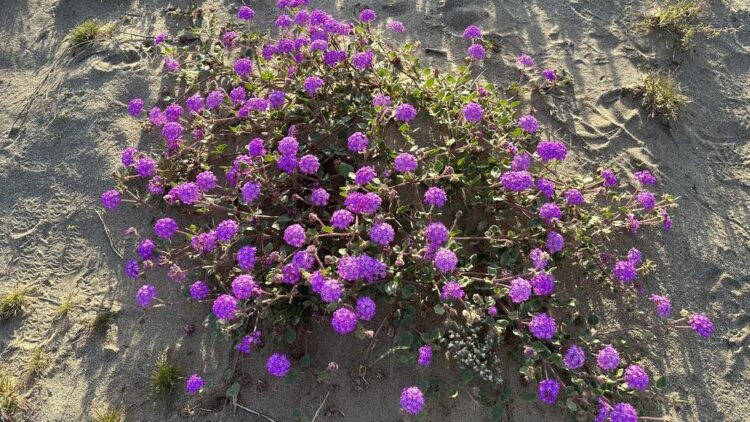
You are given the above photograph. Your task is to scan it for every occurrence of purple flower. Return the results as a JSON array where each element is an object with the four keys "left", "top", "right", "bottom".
[
  {"left": 463, "top": 25, "right": 482, "bottom": 39},
  {"left": 195, "top": 171, "right": 217, "bottom": 192},
  {"left": 626, "top": 214, "right": 640, "bottom": 234},
  {"left": 278, "top": 136, "right": 299, "bottom": 157},
  {"left": 170, "top": 182, "right": 201, "bottom": 205},
  {"left": 347, "top": 132, "right": 369, "bottom": 153},
  {"left": 128, "top": 98, "right": 143, "bottom": 116},
  {"left": 241, "top": 181, "right": 261, "bottom": 204},
  {"left": 611, "top": 403, "right": 638, "bottom": 422},
  {"left": 221, "top": 31, "right": 240, "bottom": 49},
  {"left": 186, "top": 94, "right": 204, "bottom": 114},
  {"left": 294, "top": 10, "right": 310, "bottom": 26},
  {"left": 359, "top": 8, "right": 377, "bottom": 22},
  {"left": 154, "top": 31, "right": 168, "bottom": 45},
  {"left": 137, "top": 239, "right": 156, "bottom": 260},
  {"left": 536, "top": 141, "right": 567, "bottom": 161},
  {"left": 275, "top": 14, "right": 292, "bottom": 27},
  {"left": 649, "top": 295, "right": 671, "bottom": 317},
  {"left": 121, "top": 147, "right": 138, "bottom": 167},
  {"left": 154, "top": 218, "right": 178, "bottom": 239},
  {"left": 424, "top": 222, "right": 449, "bottom": 246},
  {"left": 536, "top": 178, "right": 556, "bottom": 198},
  {"left": 511, "top": 152, "right": 532, "bottom": 171},
  {"left": 147, "top": 176, "right": 165, "bottom": 195},
  {"left": 597, "top": 345, "right": 620, "bottom": 371},
  {"left": 394, "top": 103, "right": 417, "bottom": 122},
  {"left": 337, "top": 255, "right": 387, "bottom": 283},
  {"left": 248, "top": 138, "right": 265, "bottom": 157},
  {"left": 344, "top": 192, "right": 381, "bottom": 214},
  {"left": 185, "top": 374, "right": 204, "bottom": 394},
  {"left": 529, "top": 312, "right": 556, "bottom": 339},
  {"left": 320, "top": 278, "right": 344, "bottom": 303},
  {"left": 355, "top": 166, "right": 377, "bottom": 185},
  {"left": 206, "top": 90, "right": 224, "bottom": 109},
  {"left": 689, "top": 314, "right": 714, "bottom": 337},
  {"left": 212, "top": 294, "right": 238, "bottom": 321},
  {"left": 236, "top": 5, "right": 255, "bottom": 20},
  {"left": 331, "top": 307, "right": 357, "bottom": 334},
  {"left": 563, "top": 345, "right": 585, "bottom": 370},
  {"left": 352, "top": 50, "right": 374, "bottom": 70},
  {"left": 501, "top": 171, "right": 534, "bottom": 191},
  {"left": 231, "top": 275, "right": 259, "bottom": 300},
  {"left": 624, "top": 365, "right": 649, "bottom": 390},
  {"left": 310, "top": 39, "right": 328, "bottom": 52},
  {"left": 230, "top": 86, "right": 246, "bottom": 105},
  {"left": 189, "top": 281, "right": 210, "bottom": 300},
  {"left": 370, "top": 222, "right": 395, "bottom": 246},
  {"left": 125, "top": 259, "right": 140, "bottom": 278},
  {"left": 101, "top": 190, "right": 121, "bottom": 210},
  {"left": 529, "top": 248, "right": 549, "bottom": 270},
  {"left": 267, "top": 90, "right": 285, "bottom": 109},
  {"left": 433, "top": 248, "right": 458, "bottom": 273},
  {"left": 400, "top": 386, "right": 425, "bottom": 416},
  {"left": 234, "top": 58, "right": 253, "bottom": 78},
  {"left": 613, "top": 260, "right": 637, "bottom": 283},
  {"left": 546, "top": 231, "right": 565, "bottom": 254},
  {"left": 601, "top": 169, "right": 618, "bottom": 187},
  {"left": 542, "top": 68, "right": 557, "bottom": 81},
  {"left": 538, "top": 379, "right": 560, "bottom": 404},
  {"left": 636, "top": 191, "right": 655, "bottom": 211},
  {"left": 423, "top": 186, "right": 447, "bottom": 207},
  {"left": 162, "top": 122, "right": 183, "bottom": 142},
  {"left": 518, "top": 115, "right": 539, "bottom": 133},
  {"left": 516, "top": 54, "right": 536, "bottom": 68},
  {"left": 539, "top": 202, "right": 562, "bottom": 223},
  {"left": 236, "top": 331, "right": 261, "bottom": 354},
  {"left": 509, "top": 277, "right": 532, "bottom": 303},
  {"left": 467, "top": 44, "right": 486, "bottom": 60},
  {"left": 292, "top": 250, "right": 315, "bottom": 270},
  {"left": 304, "top": 76, "right": 325, "bottom": 95},
  {"left": 373, "top": 94, "right": 392, "bottom": 107},
  {"left": 387, "top": 20, "right": 405, "bottom": 33},
  {"left": 488, "top": 306, "right": 498, "bottom": 316},
  {"left": 168, "top": 264, "right": 188, "bottom": 284},
  {"left": 563, "top": 189, "right": 584, "bottom": 205},
  {"left": 215, "top": 220, "right": 239, "bottom": 243},
  {"left": 323, "top": 50, "right": 347, "bottom": 67},
  {"left": 462, "top": 102, "right": 484, "bottom": 122},
  {"left": 236, "top": 246, "right": 256, "bottom": 271},
  {"left": 356, "top": 296, "right": 377, "bottom": 321},
  {"left": 531, "top": 272, "right": 555, "bottom": 296},
  {"left": 634, "top": 170, "right": 657, "bottom": 186},
  {"left": 191, "top": 231, "right": 217, "bottom": 254},
  {"left": 149, "top": 107, "right": 165, "bottom": 126},
  {"left": 662, "top": 212, "right": 672, "bottom": 231},
  {"left": 417, "top": 345, "right": 432, "bottom": 367},
  {"left": 440, "top": 280, "right": 465, "bottom": 300},
  {"left": 394, "top": 153, "right": 418, "bottom": 173},
  {"left": 163, "top": 57, "right": 180, "bottom": 72},
  {"left": 164, "top": 104, "right": 182, "bottom": 121},
  {"left": 282, "top": 263, "right": 301, "bottom": 285},
  {"left": 136, "top": 284, "right": 157, "bottom": 308},
  {"left": 310, "top": 188, "right": 329, "bottom": 206},
  {"left": 626, "top": 248, "right": 642, "bottom": 266},
  {"left": 298, "top": 155, "right": 320, "bottom": 174},
  {"left": 283, "top": 224, "right": 306, "bottom": 248},
  {"left": 266, "top": 353, "right": 291, "bottom": 377},
  {"left": 331, "top": 209, "right": 354, "bottom": 229}
]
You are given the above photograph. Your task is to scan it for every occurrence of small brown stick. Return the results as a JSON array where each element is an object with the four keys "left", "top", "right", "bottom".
[
  {"left": 94, "top": 210, "right": 123, "bottom": 258},
  {"left": 234, "top": 399, "right": 277, "bottom": 422},
  {"left": 310, "top": 390, "right": 331, "bottom": 422}
]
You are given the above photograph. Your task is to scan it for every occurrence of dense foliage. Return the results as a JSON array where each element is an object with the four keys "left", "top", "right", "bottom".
[{"left": 101, "top": 3, "right": 713, "bottom": 420}]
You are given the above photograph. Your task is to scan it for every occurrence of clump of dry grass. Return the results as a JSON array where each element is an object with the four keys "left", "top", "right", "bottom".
[
  {"left": 636, "top": 71, "right": 690, "bottom": 119},
  {"left": 25, "top": 348, "right": 49, "bottom": 378},
  {"left": 93, "top": 405, "right": 127, "bottom": 422},
  {"left": 149, "top": 357, "right": 181, "bottom": 395},
  {"left": 639, "top": 0, "right": 719, "bottom": 48},
  {"left": 67, "top": 19, "right": 115, "bottom": 48},
  {"left": 87, "top": 310, "right": 118, "bottom": 335},
  {"left": 0, "top": 373, "right": 25, "bottom": 420},
  {"left": 0, "top": 286, "right": 29, "bottom": 319}
]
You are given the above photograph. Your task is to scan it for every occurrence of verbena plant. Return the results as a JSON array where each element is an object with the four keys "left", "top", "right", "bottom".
[{"left": 101, "top": 3, "right": 713, "bottom": 420}]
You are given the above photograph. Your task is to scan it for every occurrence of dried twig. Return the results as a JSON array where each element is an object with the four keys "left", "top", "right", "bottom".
[
  {"left": 310, "top": 390, "right": 331, "bottom": 422},
  {"left": 95, "top": 209, "right": 123, "bottom": 258},
  {"left": 234, "top": 399, "right": 277, "bottom": 422}
]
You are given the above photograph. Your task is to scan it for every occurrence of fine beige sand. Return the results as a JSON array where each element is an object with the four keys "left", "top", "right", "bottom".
[{"left": 1, "top": 0, "right": 748, "bottom": 421}]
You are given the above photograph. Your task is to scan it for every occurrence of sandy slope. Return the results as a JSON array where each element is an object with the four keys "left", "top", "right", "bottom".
[{"left": 0, "top": 0, "right": 748, "bottom": 421}]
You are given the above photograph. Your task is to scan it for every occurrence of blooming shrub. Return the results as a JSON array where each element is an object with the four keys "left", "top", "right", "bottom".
[{"left": 102, "top": 3, "right": 713, "bottom": 419}]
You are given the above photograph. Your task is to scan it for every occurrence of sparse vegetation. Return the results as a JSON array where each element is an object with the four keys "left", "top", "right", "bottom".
[
  {"left": 636, "top": 71, "right": 690, "bottom": 119},
  {"left": 149, "top": 357, "right": 181, "bottom": 395},
  {"left": 25, "top": 348, "right": 49, "bottom": 378},
  {"left": 54, "top": 294, "right": 74, "bottom": 319},
  {"left": 67, "top": 19, "right": 114, "bottom": 47},
  {"left": 0, "top": 373, "right": 25, "bottom": 420},
  {"left": 93, "top": 405, "right": 127, "bottom": 422},
  {"left": 0, "top": 286, "right": 29, "bottom": 319},
  {"left": 639, "top": 0, "right": 719, "bottom": 48}
]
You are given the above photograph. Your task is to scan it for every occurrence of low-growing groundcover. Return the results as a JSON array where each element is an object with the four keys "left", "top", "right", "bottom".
[{"left": 101, "top": 2, "right": 714, "bottom": 420}]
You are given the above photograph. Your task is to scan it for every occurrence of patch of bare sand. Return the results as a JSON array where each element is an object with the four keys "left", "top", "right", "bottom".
[{"left": 0, "top": 0, "right": 748, "bottom": 421}]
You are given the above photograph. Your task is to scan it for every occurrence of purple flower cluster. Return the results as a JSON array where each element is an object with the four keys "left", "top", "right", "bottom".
[
  {"left": 624, "top": 365, "right": 650, "bottom": 390},
  {"left": 597, "top": 345, "right": 620, "bottom": 371},
  {"left": 185, "top": 374, "right": 204, "bottom": 394},
  {"left": 518, "top": 115, "right": 539, "bottom": 133},
  {"left": 212, "top": 294, "right": 238, "bottom": 321},
  {"left": 283, "top": 224, "right": 306, "bottom": 247},
  {"left": 433, "top": 248, "right": 458, "bottom": 273},
  {"left": 394, "top": 152, "right": 418, "bottom": 173},
  {"left": 236, "top": 330, "right": 262, "bottom": 354},
  {"left": 344, "top": 192, "right": 381, "bottom": 214},
  {"left": 440, "top": 280, "right": 465, "bottom": 300},
  {"left": 423, "top": 186, "right": 447, "bottom": 207},
  {"left": 400, "top": 386, "right": 424, "bottom": 415},
  {"left": 462, "top": 102, "right": 483, "bottom": 122},
  {"left": 370, "top": 222, "right": 395, "bottom": 246},
  {"left": 337, "top": 254, "right": 387, "bottom": 282},
  {"left": 531, "top": 272, "right": 555, "bottom": 296},
  {"left": 136, "top": 284, "right": 157, "bottom": 308},
  {"left": 536, "top": 141, "right": 567, "bottom": 161},
  {"left": 538, "top": 379, "right": 560, "bottom": 404},
  {"left": 563, "top": 345, "right": 585, "bottom": 370},
  {"left": 509, "top": 278, "right": 531, "bottom": 303},
  {"left": 529, "top": 312, "right": 556, "bottom": 339},
  {"left": 331, "top": 307, "right": 358, "bottom": 334},
  {"left": 417, "top": 345, "right": 432, "bottom": 367},
  {"left": 355, "top": 296, "right": 377, "bottom": 320},
  {"left": 649, "top": 294, "right": 671, "bottom": 317},
  {"left": 266, "top": 353, "right": 291, "bottom": 377},
  {"left": 501, "top": 171, "right": 533, "bottom": 191},
  {"left": 689, "top": 313, "right": 714, "bottom": 337},
  {"left": 347, "top": 132, "right": 369, "bottom": 153}
]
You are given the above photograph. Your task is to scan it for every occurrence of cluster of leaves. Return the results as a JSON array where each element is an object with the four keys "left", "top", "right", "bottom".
[{"left": 102, "top": 4, "right": 711, "bottom": 420}]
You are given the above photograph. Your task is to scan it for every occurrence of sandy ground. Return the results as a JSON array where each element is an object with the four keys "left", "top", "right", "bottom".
[{"left": 0, "top": 0, "right": 748, "bottom": 421}]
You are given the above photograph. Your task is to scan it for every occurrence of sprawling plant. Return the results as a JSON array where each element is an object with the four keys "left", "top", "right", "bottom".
[{"left": 101, "top": 3, "right": 713, "bottom": 420}]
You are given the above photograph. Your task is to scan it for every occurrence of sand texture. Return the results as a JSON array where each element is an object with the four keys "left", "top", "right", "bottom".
[{"left": 0, "top": 0, "right": 748, "bottom": 421}]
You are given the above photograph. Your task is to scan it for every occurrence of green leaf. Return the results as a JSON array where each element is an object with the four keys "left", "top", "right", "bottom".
[
  {"left": 336, "top": 162, "right": 354, "bottom": 177},
  {"left": 226, "top": 382, "right": 240, "bottom": 398},
  {"left": 491, "top": 403, "right": 505, "bottom": 420},
  {"left": 520, "top": 392, "right": 537, "bottom": 401},
  {"left": 566, "top": 399, "right": 577, "bottom": 412},
  {"left": 587, "top": 314, "right": 600, "bottom": 326},
  {"left": 656, "top": 376, "right": 666, "bottom": 389},
  {"left": 433, "top": 303, "right": 445, "bottom": 315},
  {"left": 285, "top": 328, "right": 297, "bottom": 344}
]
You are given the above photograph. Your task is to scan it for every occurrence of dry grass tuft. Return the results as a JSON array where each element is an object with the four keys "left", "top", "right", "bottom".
[
  {"left": 639, "top": 0, "right": 719, "bottom": 48},
  {"left": 636, "top": 71, "right": 690, "bottom": 119}
]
